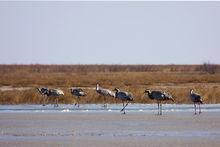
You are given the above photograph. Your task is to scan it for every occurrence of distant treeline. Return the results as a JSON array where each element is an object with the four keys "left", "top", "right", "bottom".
[{"left": 0, "top": 63, "right": 219, "bottom": 74}]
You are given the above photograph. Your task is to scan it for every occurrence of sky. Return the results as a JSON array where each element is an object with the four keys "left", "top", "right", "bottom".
[{"left": 0, "top": 1, "right": 219, "bottom": 64}]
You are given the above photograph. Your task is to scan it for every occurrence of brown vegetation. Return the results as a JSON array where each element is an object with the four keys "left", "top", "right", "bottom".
[{"left": 0, "top": 64, "right": 220, "bottom": 104}]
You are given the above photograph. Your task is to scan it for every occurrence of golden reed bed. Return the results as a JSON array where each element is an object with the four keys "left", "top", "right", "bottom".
[{"left": 0, "top": 64, "right": 220, "bottom": 104}]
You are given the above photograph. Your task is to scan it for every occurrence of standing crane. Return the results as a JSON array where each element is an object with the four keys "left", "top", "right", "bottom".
[
  {"left": 37, "top": 87, "right": 64, "bottom": 107},
  {"left": 190, "top": 89, "right": 203, "bottom": 115},
  {"left": 70, "top": 87, "right": 86, "bottom": 107},
  {"left": 144, "top": 89, "right": 174, "bottom": 115},
  {"left": 114, "top": 88, "right": 134, "bottom": 114},
  {"left": 37, "top": 87, "right": 49, "bottom": 106},
  {"left": 95, "top": 84, "right": 115, "bottom": 108}
]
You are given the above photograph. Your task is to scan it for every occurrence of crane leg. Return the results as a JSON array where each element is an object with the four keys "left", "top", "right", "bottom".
[
  {"left": 54, "top": 98, "right": 58, "bottom": 107},
  {"left": 54, "top": 98, "right": 57, "bottom": 107},
  {"left": 78, "top": 97, "right": 80, "bottom": 108},
  {"left": 42, "top": 95, "right": 46, "bottom": 106},
  {"left": 157, "top": 102, "right": 160, "bottom": 115},
  {"left": 121, "top": 102, "right": 129, "bottom": 114},
  {"left": 194, "top": 103, "right": 197, "bottom": 115},
  {"left": 103, "top": 96, "right": 107, "bottom": 108},
  {"left": 45, "top": 96, "right": 49, "bottom": 105},
  {"left": 122, "top": 102, "right": 125, "bottom": 114},
  {"left": 114, "top": 98, "right": 117, "bottom": 104},
  {"left": 199, "top": 103, "right": 201, "bottom": 114},
  {"left": 75, "top": 97, "right": 79, "bottom": 107},
  {"left": 160, "top": 103, "right": 162, "bottom": 115}
]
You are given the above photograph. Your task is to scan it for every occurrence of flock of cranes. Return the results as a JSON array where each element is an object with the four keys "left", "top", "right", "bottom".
[{"left": 37, "top": 84, "right": 203, "bottom": 115}]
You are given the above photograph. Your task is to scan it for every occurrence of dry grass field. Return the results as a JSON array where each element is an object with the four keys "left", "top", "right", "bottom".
[{"left": 0, "top": 64, "right": 220, "bottom": 104}]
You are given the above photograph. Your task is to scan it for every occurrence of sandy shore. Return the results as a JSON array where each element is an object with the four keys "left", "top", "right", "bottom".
[{"left": 0, "top": 112, "right": 220, "bottom": 147}]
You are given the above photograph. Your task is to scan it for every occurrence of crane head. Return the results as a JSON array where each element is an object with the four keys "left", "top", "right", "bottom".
[
  {"left": 129, "top": 95, "right": 134, "bottom": 101},
  {"left": 114, "top": 88, "right": 120, "bottom": 92},
  {"left": 144, "top": 89, "right": 151, "bottom": 94},
  {"left": 169, "top": 97, "right": 175, "bottom": 102}
]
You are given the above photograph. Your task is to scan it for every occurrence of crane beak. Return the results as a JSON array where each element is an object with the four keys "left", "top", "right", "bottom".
[
  {"left": 142, "top": 92, "right": 147, "bottom": 98},
  {"left": 170, "top": 98, "right": 175, "bottom": 103}
]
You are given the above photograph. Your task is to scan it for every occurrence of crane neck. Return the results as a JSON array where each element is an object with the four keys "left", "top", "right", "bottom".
[{"left": 96, "top": 84, "right": 99, "bottom": 90}]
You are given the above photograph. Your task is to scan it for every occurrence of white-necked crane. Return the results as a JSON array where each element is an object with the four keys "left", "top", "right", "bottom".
[
  {"left": 70, "top": 87, "right": 86, "bottom": 107},
  {"left": 96, "top": 84, "right": 115, "bottom": 108},
  {"left": 37, "top": 87, "right": 64, "bottom": 107},
  {"left": 114, "top": 88, "right": 134, "bottom": 114},
  {"left": 144, "top": 89, "right": 174, "bottom": 115},
  {"left": 190, "top": 89, "right": 203, "bottom": 115}
]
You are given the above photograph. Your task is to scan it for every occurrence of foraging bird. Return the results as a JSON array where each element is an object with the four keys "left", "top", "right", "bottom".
[
  {"left": 70, "top": 87, "right": 86, "bottom": 107},
  {"left": 96, "top": 84, "right": 115, "bottom": 108},
  {"left": 37, "top": 87, "right": 64, "bottom": 107},
  {"left": 37, "top": 87, "right": 50, "bottom": 106},
  {"left": 46, "top": 88, "right": 64, "bottom": 107},
  {"left": 190, "top": 89, "right": 203, "bottom": 115},
  {"left": 114, "top": 88, "right": 134, "bottom": 114},
  {"left": 144, "top": 89, "right": 174, "bottom": 115}
]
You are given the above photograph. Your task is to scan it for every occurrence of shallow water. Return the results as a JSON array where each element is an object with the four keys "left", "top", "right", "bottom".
[
  {"left": 1, "top": 106, "right": 220, "bottom": 147},
  {"left": 0, "top": 104, "right": 219, "bottom": 113},
  {"left": 1, "top": 130, "right": 220, "bottom": 138}
]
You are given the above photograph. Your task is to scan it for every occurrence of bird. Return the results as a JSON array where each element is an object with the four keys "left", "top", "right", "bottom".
[
  {"left": 47, "top": 88, "right": 64, "bottom": 107},
  {"left": 144, "top": 89, "right": 174, "bottom": 115},
  {"left": 190, "top": 89, "right": 203, "bottom": 115},
  {"left": 95, "top": 84, "right": 115, "bottom": 108},
  {"left": 37, "top": 87, "right": 64, "bottom": 107},
  {"left": 36, "top": 87, "right": 50, "bottom": 106},
  {"left": 114, "top": 88, "right": 134, "bottom": 114},
  {"left": 70, "top": 87, "right": 86, "bottom": 107}
]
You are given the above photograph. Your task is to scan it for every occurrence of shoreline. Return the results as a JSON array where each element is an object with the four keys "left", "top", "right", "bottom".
[{"left": 0, "top": 104, "right": 220, "bottom": 113}]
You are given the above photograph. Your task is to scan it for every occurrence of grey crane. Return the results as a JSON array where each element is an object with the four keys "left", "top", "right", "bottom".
[
  {"left": 70, "top": 87, "right": 86, "bottom": 107},
  {"left": 37, "top": 87, "right": 64, "bottom": 107},
  {"left": 114, "top": 88, "right": 134, "bottom": 114},
  {"left": 37, "top": 87, "right": 50, "bottom": 106},
  {"left": 144, "top": 89, "right": 174, "bottom": 115},
  {"left": 96, "top": 84, "right": 115, "bottom": 108},
  {"left": 190, "top": 89, "right": 203, "bottom": 115}
]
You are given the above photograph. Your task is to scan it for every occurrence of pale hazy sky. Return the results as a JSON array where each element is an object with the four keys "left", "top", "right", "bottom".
[{"left": 0, "top": 1, "right": 219, "bottom": 64}]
